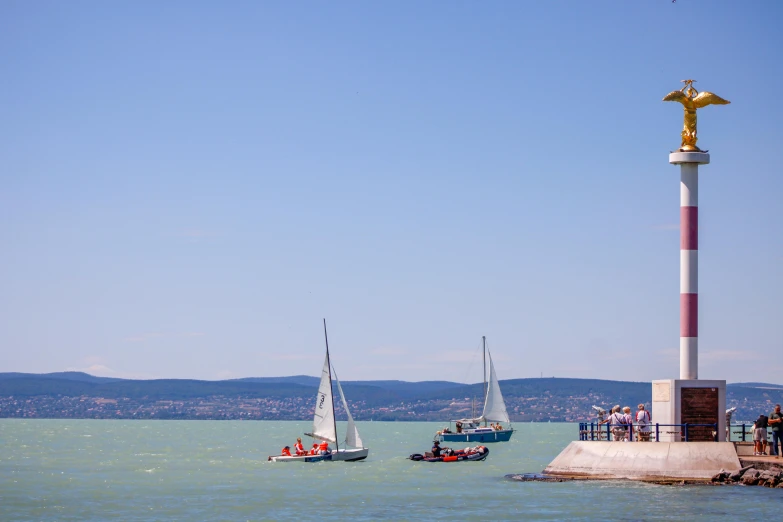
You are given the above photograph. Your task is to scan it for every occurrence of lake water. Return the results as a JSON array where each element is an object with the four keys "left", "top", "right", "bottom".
[{"left": 1, "top": 420, "right": 780, "bottom": 520}]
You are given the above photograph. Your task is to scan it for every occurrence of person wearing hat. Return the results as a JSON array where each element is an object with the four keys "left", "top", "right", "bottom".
[
  {"left": 281, "top": 446, "right": 292, "bottom": 457},
  {"left": 635, "top": 404, "right": 651, "bottom": 441},
  {"left": 431, "top": 440, "right": 442, "bottom": 458}
]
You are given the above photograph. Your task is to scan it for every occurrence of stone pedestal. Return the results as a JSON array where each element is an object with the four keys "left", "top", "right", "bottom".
[{"left": 652, "top": 379, "right": 726, "bottom": 442}]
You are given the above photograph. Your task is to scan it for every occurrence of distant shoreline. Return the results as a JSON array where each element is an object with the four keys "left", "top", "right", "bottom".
[{"left": 2, "top": 372, "right": 780, "bottom": 423}]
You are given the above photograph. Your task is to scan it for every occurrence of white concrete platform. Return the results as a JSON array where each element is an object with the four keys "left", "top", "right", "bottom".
[{"left": 543, "top": 441, "right": 741, "bottom": 481}]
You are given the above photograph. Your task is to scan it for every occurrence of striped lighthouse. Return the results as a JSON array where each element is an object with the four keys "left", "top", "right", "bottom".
[{"left": 670, "top": 151, "right": 709, "bottom": 380}]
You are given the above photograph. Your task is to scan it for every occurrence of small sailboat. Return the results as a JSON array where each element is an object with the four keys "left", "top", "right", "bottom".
[
  {"left": 437, "top": 336, "right": 514, "bottom": 443},
  {"left": 269, "top": 320, "right": 369, "bottom": 462}
]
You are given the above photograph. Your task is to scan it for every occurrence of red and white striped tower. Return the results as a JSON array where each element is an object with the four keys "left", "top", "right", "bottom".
[{"left": 670, "top": 151, "right": 710, "bottom": 380}]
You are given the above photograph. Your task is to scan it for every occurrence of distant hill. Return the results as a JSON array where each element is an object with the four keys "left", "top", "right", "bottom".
[
  {"left": 1, "top": 373, "right": 780, "bottom": 402},
  {"left": 0, "top": 377, "right": 315, "bottom": 400},
  {"left": 231, "top": 375, "right": 321, "bottom": 387},
  {"left": 427, "top": 377, "right": 651, "bottom": 400},
  {"left": 226, "top": 376, "right": 465, "bottom": 402},
  {"left": 729, "top": 382, "right": 783, "bottom": 390},
  {"left": 332, "top": 380, "right": 465, "bottom": 398},
  {"left": 0, "top": 371, "right": 123, "bottom": 384},
  {"left": 1, "top": 373, "right": 781, "bottom": 421},
  {"left": 0, "top": 373, "right": 402, "bottom": 404},
  {"left": 232, "top": 377, "right": 465, "bottom": 397}
]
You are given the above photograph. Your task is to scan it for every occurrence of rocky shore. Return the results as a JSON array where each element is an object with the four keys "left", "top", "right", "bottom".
[
  {"left": 712, "top": 466, "right": 783, "bottom": 487},
  {"left": 506, "top": 464, "right": 783, "bottom": 488}
]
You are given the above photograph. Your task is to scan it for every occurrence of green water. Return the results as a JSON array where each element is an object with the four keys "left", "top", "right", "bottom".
[{"left": 0, "top": 420, "right": 779, "bottom": 520}]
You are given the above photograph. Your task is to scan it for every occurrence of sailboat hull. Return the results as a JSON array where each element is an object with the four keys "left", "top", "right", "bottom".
[
  {"left": 331, "top": 448, "right": 369, "bottom": 461},
  {"left": 439, "top": 428, "right": 514, "bottom": 443},
  {"left": 269, "top": 454, "right": 333, "bottom": 463},
  {"left": 268, "top": 448, "right": 368, "bottom": 463}
]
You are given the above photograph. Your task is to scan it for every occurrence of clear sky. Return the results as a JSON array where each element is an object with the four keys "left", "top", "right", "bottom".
[{"left": 1, "top": 1, "right": 781, "bottom": 384}]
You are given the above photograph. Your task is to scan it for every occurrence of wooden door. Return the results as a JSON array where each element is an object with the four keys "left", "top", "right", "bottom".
[{"left": 681, "top": 387, "right": 719, "bottom": 441}]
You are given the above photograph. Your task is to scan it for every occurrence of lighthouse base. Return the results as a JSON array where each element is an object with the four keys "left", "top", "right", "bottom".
[{"left": 652, "top": 379, "right": 726, "bottom": 442}]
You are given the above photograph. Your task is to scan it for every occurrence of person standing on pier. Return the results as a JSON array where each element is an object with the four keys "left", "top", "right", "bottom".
[
  {"left": 606, "top": 406, "right": 626, "bottom": 441},
  {"left": 622, "top": 407, "right": 633, "bottom": 441},
  {"left": 769, "top": 404, "right": 782, "bottom": 457},
  {"left": 753, "top": 414, "right": 769, "bottom": 456},
  {"left": 635, "top": 404, "right": 651, "bottom": 441}
]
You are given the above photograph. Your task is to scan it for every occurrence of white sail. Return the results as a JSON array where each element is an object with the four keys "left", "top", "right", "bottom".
[
  {"left": 332, "top": 366, "right": 364, "bottom": 449},
  {"left": 309, "top": 351, "right": 337, "bottom": 444},
  {"left": 481, "top": 350, "right": 510, "bottom": 424}
]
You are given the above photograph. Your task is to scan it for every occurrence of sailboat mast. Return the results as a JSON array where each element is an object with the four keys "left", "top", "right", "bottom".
[
  {"left": 323, "top": 318, "right": 339, "bottom": 453},
  {"left": 482, "top": 336, "right": 487, "bottom": 426}
]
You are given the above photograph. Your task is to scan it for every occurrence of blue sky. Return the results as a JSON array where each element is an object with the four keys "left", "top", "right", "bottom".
[{"left": 1, "top": 1, "right": 781, "bottom": 383}]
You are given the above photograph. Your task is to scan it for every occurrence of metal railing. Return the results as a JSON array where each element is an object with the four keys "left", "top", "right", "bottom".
[
  {"left": 728, "top": 423, "right": 778, "bottom": 443},
  {"left": 578, "top": 422, "right": 718, "bottom": 442},
  {"left": 579, "top": 422, "right": 779, "bottom": 444}
]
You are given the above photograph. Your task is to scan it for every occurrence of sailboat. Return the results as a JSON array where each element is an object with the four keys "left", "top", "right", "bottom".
[
  {"left": 269, "top": 320, "right": 369, "bottom": 462},
  {"left": 436, "top": 336, "right": 514, "bottom": 443}
]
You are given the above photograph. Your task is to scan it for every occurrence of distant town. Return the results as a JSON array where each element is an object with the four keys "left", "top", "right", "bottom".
[
  {"left": 0, "top": 393, "right": 619, "bottom": 422},
  {"left": 1, "top": 372, "right": 781, "bottom": 423}
]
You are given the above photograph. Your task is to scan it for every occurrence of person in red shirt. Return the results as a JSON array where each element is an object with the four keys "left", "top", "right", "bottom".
[
  {"left": 294, "top": 437, "right": 306, "bottom": 456},
  {"left": 281, "top": 446, "right": 292, "bottom": 457}
]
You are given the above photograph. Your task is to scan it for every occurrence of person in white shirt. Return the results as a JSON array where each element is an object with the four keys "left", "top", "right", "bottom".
[
  {"left": 606, "top": 406, "right": 627, "bottom": 441},
  {"left": 635, "top": 404, "right": 652, "bottom": 441}
]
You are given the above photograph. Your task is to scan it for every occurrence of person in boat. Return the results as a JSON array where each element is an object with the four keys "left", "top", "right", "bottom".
[
  {"left": 281, "top": 446, "right": 292, "bottom": 457},
  {"left": 294, "top": 437, "right": 306, "bottom": 456},
  {"left": 318, "top": 441, "right": 331, "bottom": 455},
  {"left": 431, "top": 440, "right": 442, "bottom": 458},
  {"left": 455, "top": 421, "right": 463, "bottom": 433},
  {"left": 308, "top": 443, "right": 319, "bottom": 456},
  {"left": 442, "top": 426, "right": 451, "bottom": 434}
]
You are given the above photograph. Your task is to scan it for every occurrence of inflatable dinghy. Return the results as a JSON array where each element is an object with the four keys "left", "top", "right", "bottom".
[{"left": 409, "top": 445, "right": 489, "bottom": 462}]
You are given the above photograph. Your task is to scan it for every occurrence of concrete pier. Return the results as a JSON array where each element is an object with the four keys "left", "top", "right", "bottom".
[{"left": 543, "top": 441, "right": 741, "bottom": 481}]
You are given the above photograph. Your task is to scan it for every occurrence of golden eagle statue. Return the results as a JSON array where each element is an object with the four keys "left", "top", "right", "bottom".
[{"left": 663, "top": 79, "right": 730, "bottom": 152}]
